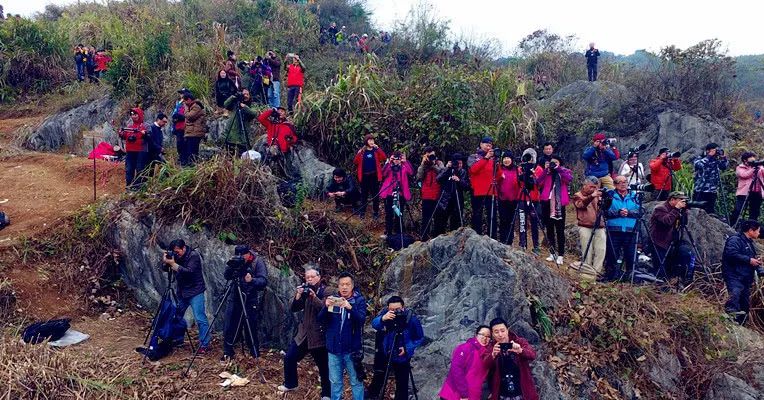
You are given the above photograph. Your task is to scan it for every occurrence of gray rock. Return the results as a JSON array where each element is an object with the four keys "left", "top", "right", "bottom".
[
  {"left": 645, "top": 344, "right": 682, "bottom": 393},
  {"left": 547, "top": 80, "right": 636, "bottom": 119},
  {"left": 704, "top": 373, "right": 762, "bottom": 400},
  {"left": 380, "top": 228, "right": 570, "bottom": 399},
  {"left": 289, "top": 145, "right": 336, "bottom": 197}
]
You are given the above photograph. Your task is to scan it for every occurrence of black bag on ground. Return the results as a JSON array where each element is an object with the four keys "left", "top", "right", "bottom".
[
  {"left": 22, "top": 318, "right": 71, "bottom": 344},
  {"left": 0, "top": 211, "right": 9, "bottom": 230},
  {"left": 386, "top": 234, "right": 415, "bottom": 251},
  {"left": 278, "top": 179, "right": 300, "bottom": 208}
]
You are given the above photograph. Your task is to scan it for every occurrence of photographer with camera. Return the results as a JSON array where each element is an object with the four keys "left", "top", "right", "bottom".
[
  {"left": 731, "top": 152, "right": 764, "bottom": 227},
  {"left": 223, "top": 89, "right": 257, "bottom": 156},
  {"left": 435, "top": 152, "right": 470, "bottom": 236},
  {"left": 693, "top": 142, "right": 730, "bottom": 216},
  {"left": 468, "top": 137, "right": 503, "bottom": 237},
  {"left": 572, "top": 177, "right": 607, "bottom": 280},
  {"left": 368, "top": 296, "right": 424, "bottom": 400},
  {"left": 582, "top": 133, "right": 618, "bottom": 189},
  {"left": 488, "top": 318, "right": 539, "bottom": 400},
  {"left": 722, "top": 220, "right": 763, "bottom": 325},
  {"left": 438, "top": 325, "right": 493, "bottom": 400},
  {"left": 258, "top": 106, "right": 298, "bottom": 156},
  {"left": 318, "top": 272, "right": 367, "bottom": 400},
  {"left": 220, "top": 245, "right": 267, "bottom": 362},
  {"left": 649, "top": 148, "right": 683, "bottom": 201},
  {"left": 537, "top": 155, "right": 573, "bottom": 265},
  {"left": 603, "top": 176, "right": 640, "bottom": 281},
  {"left": 353, "top": 134, "right": 387, "bottom": 219},
  {"left": 381, "top": 151, "right": 414, "bottom": 239},
  {"left": 618, "top": 152, "right": 646, "bottom": 185},
  {"left": 497, "top": 151, "right": 521, "bottom": 245},
  {"left": 119, "top": 107, "right": 150, "bottom": 190},
  {"left": 279, "top": 266, "right": 331, "bottom": 399},
  {"left": 265, "top": 51, "right": 282, "bottom": 108},
  {"left": 418, "top": 147, "right": 445, "bottom": 240},
  {"left": 517, "top": 149, "right": 544, "bottom": 254},
  {"left": 649, "top": 191, "right": 696, "bottom": 284},
  {"left": 326, "top": 168, "right": 360, "bottom": 213},
  {"left": 161, "top": 239, "right": 210, "bottom": 353}
]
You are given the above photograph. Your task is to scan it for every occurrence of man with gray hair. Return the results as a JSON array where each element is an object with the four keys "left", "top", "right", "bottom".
[
  {"left": 278, "top": 265, "right": 331, "bottom": 400},
  {"left": 572, "top": 176, "right": 607, "bottom": 279}
]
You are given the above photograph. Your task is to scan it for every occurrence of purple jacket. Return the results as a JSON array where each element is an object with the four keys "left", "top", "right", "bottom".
[
  {"left": 438, "top": 338, "right": 492, "bottom": 400},
  {"left": 380, "top": 161, "right": 414, "bottom": 201},
  {"left": 536, "top": 166, "right": 573, "bottom": 206}
]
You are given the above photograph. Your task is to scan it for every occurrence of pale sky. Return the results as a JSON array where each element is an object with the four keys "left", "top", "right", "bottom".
[{"left": 6, "top": 0, "right": 763, "bottom": 56}]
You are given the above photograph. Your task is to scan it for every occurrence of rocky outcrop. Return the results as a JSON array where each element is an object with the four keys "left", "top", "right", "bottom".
[
  {"left": 379, "top": 228, "right": 570, "bottom": 399},
  {"left": 106, "top": 205, "right": 299, "bottom": 348},
  {"left": 704, "top": 373, "right": 762, "bottom": 400},
  {"left": 288, "top": 145, "right": 336, "bottom": 196},
  {"left": 547, "top": 80, "right": 637, "bottom": 120}
]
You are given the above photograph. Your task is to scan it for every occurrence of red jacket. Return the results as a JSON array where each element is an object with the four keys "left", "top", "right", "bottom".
[
  {"left": 258, "top": 109, "right": 298, "bottom": 153},
  {"left": 419, "top": 164, "right": 442, "bottom": 201},
  {"left": 286, "top": 63, "right": 305, "bottom": 87},
  {"left": 469, "top": 157, "right": 503, "bottom": 196},
  {"left": 353, "top": 146, "right": 387, "bottom": 182},
  {"left": 488, "top": 335, "right": 539, "bottom": 400},
  {"left": 119, "top": 108, "right": 148, "bottom": 152},
  {"left": 94, "top": 52, "right": 111, "bottom": 72},
  {"left": 649, "top": 157, "right": 682, "bottom": 191}
]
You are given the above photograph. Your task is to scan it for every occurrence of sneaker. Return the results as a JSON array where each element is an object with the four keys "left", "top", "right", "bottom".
[
  {"left": 545, "top": 254, "right": 555, "bottom": 262},
  {"left": 219, "top": 354, "right": 233, "bottom": 365},
  {"left": 277, "top": 385, "right": 298, "bottom": 392},
  {"left": 321, "top": 397, "right": 330, "bottom": 400},
  {"left": 555, "top": 256, "right": 564, "bottom": 265},
  {"left": 380, "top": 234, "right": 388, "bottom": 240}
]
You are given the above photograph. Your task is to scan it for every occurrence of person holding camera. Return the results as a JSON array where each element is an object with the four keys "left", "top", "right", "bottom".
[
  {"left": 537, "top": 155, "right": 572, "bottom": 265},
  {"left": 182, "top": 92, "right": 207, "bottom": 166},
  {"left": 693, "top": 142, "right": 729, "bottom": 216},
  {"left": 318, "top": 272, "right": 367, "bottom": 400},
  {"left": 517, "top": 149, "right": 544, "bottom": 254},
  {"left": 618, "top": 152, "right": 646, "bottom": 185},
  {"left": 438, "top": 325, "right": 493, "bottom": 400},
  {"left": 731, "top": 152, "right": 764, "bottom": 226},
  {"left": 649, "top": 191, "right": 695, "bottom": 284},
  {"left": 488, "top": 318, "right": 539, "bottom": 400},
  {"left": 353, "top": 134, "right": 387, "bottom": 219},
  {"left": 603, "top": 176, "right": 641, "bottom": 281},
  {"left": 258, "top": 106, "right": 298, "bottom": 155},
  {"left": 119, "top": 107, "right": 150, "bottom": 190},
  {"left": 497, "top": 151, "right": 521, "bottom": 245},
  {"left": 582, "top": 133, "right": 617, "bottom": 189},
  {"left": 265, "top": 50, "right": 282, "bottom": 108},
  {"left": 418, "top": 147, "right": 445, "bottom": 240},
  {"left": 368, "top": 296, "right": 424, "bottom": 400},
  {"left": 326, "top": 168, "right": 360, "bottom": 213},
  {"left": 468, "top": 137, "right": 503, "bottom": 237},
  {"left": 536, "top": 142, "right": 555, "bottom": 168},
  {"left": 222, "top": 89, "right": 257, "bottom": 156},
  {"left": 572, "top": 177, "right": 607, "bottom": 280},
  {"left": 722, "top": 220, "right": 763, "bottom": 324},
  {"left": 279, "top": 266, "right": 331, "bottom": 399},
  {"left": 649, "top": 148, "right": 683, "bottom": 201},
  {"left": 381, "top": 151, "right": 414, "bottom": 239},
  {"left": 161, "top": 239, "right": 210, "bottom": 353},
  {"left": 285, "top": 53, "right": 305, "bottom": 114},
  {"left": 434, "top": 152, "right": 470, "bottom": 236}
]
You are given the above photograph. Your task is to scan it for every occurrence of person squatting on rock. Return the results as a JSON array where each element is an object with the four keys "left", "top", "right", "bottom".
[
  {"left": 488, "top": 318, "right": 539, "bottom": 400},
  {"left": 537, "top": 154, "right": 573, "bottom": 265},
  {"left": 418, "top": 147, "right": 445, "bottom": 240},
  {"left": 648, "top": 191, "right": 696, "bottom": 284},
  {"left": 572, "top": 176, "right": 607, "bottom": 280},
  {"left": 367, "top": 296, "right": 424, "bottom": 400},
  {"left": 722, "top": 219, "right": 764, "bottom": 325},
  {"left": 278, "top": 266, "right": 331, "bottom": 400},
  {"left": 731, "top": 152, "right": 764, "bottom": 227},
  {"left": 220, "top": 245, "right": 267, "bottom": 362},
  {"left": 162, "top": 239, "right": 211, "bottom": 353},
  {"left": 326, "top": 168, "right": 360, "bottom": 213},
  {"left": 353, "top": 134, "right": 387, "bottom": 220},
  {"left": 468, "top": 137, "right": 502, "bottom": 238},
  {"left": 380, "top": 151, "right": 414, "bottom": 238},
  {"left": 693, "top": 142, "right": 730, "bottom": 216},
  {"left": 438, "top": 325, "right": 494, "bottom": 400},
  {"left": 119, "top": 107, "right": 150, "bottom": 190},
  {"left": 318, "top": 272, "right": 367, "bottom": 400},
  {"left": 603, "top": 176, "right": 641, "bottom": 281},
  {"left": 582, "top": 133, "right": 617, "bottom": 189},
  {"left": 649, "top": 148, "right": 682, "bottom": 201},
  {"left": 434, "top": 152, "right": 470, "bottom": 236}
]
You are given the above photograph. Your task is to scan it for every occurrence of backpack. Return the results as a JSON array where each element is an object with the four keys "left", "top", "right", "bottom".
[
  {"left": 0, "top": 211, "right": 9, "bottom": 230},
  {"left": 386, "top": 234, "right": 415, "bottom": 251},
  {"left": 22, "top": 319, "right": 71, "bottom": 344},
  {"left": 136, "top": 297, "right": 187, "bottom": 361}
]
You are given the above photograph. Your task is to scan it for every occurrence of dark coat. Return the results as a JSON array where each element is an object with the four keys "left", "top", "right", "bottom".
[
  {"left": 371, "top": 308, "right": 424, "bottom": 363},
  {"left": 325, "top": 176, "right": 359, "bottom": 196},
  {"left": 649, "top": 201, "right": 681, "bottom": 249},
  {"left": 163, "top": 247, "right": 205, "bottom": 300},
  {"left": 215, "top": 77, "right": 237, "bottom": 108},
  {"left": 148, "top": 123, "right": 164, "bottom": 159},
  {"left": 488, "top": 334, "right": 539, "bottom": 400},
  {"left": 291, "top": 283, "right": 328, "bottom": 350},
  {"left": 317, "top": 290, "right": 366, "bottom": 354},
  {"left": 223, "top": 251, "right": 267, "bottom": 296},
  {"left": 722, "top": 233, "right": 758, "bottom": 284},
  {"left": 436, "top": 167, "right": 470, "bottom": 210}
]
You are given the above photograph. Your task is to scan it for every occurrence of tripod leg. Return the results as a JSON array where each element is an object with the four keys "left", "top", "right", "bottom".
[
  {"left": 409, "top": 366, "right": 419, "bottom": 400},
  {"left": 379, "top": 332, "right": 399, "bottom": 399},
  {"left": 183, "top": 282, "right": 234, "bottom": 377},
  {"left": 236, "top": 287, "right": 266, "bottom": 383}
]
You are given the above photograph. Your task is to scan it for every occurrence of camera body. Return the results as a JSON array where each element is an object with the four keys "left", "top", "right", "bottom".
[
  {"left": 326, "top": 296, "right": 345, "bottom": 313},
  {"left": 499, "top": 342, "right": 512, "bottom": 352},
  {"left": 747, "top": 160, "right": 764, "bottom": 167},
  {"left": 549, "top": 161, "right": 558, "bottom": 170},
  {"left": 165, "top": 250, "right": 179, "bottom": 260},
  {"left": 667, "top": 151, "right": 682, "bottom": 158},
  {"left": 226, "top": 254, "right": 248, "bottom": 279},
  {"left": 603, "top": 138, "right": 617, "bottom": 147},
  {"left": 385, "top": 308, "right": 410, "bottom": 332},
  {"left": 685, "top": 200, "right": 707, "bottom": 210},
  {"left": 391, "top": 163, "right": 402, "bottom": 173}
]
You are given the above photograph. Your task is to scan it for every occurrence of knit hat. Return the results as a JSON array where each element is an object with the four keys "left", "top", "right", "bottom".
[
  {"left": 593, "top": 133, "right": 606, "bottom": 141},
  {"left": 481, "top": 136, "right": 494, "bottom": 144}
]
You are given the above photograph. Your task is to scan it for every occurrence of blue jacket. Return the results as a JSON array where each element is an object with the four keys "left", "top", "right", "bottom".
[
  {"left": 582, "top": 146, "right": 616, "bottom": 178},
  {"left": 605, "top": 190, "right": 640, "bottom": 232},
  {"left": 722, "top": 233, "right": 758, "bottom": 284},
  {"left": 693, "top": 156, "right": 729, "bottom": 193},
  {"left": 318, "top": 290, "right": 367, "bottom": 355},
  {"left": 371, "top": 307, "right": 424, "bottom": 363}
]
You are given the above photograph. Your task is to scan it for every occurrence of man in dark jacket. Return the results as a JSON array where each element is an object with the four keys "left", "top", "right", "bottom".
[
  {"left": 488, "top": 318, "right": 539, "bottom": 400},
  {"left": 367, "top": 296, "right": 424, "bottom": 400},
  {"left": 649, "top": 191, "right": 695, "bottom": 283},
  {"left": 585, "top": 42, "right": 600, "bottom": 82},
  {"left": 693, "top": 142, "right": 730, "bottom": 216},
  {"left": 326, "top": 168, "right": 360, "bottom": 212},
  {"left": 434, "top": 153, "right": 470, "bottom": 235},
  {"left": 318, "top": 272, "right": 366, "bottom": 400},
  {"left": 278, "top": 266, "right": 331, "bottom": 399},
  {"left": 162, "top": 239, "right": 210, "bottom": 352},
  {"left": 722, "top": 220, "right": 763, "bottom": 324},
  {"left": 221, "top": 245, "right": 267, "bottom": 361},
  {"left": 146, "top": 113, "right": 168, "bottom": 177}
]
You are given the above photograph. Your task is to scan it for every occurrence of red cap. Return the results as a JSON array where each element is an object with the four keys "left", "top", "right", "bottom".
[{"left": 593, "top": 133, "right": 606, "bottom": 141}]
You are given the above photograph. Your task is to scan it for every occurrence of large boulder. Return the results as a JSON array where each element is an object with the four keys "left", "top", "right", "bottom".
[
  {"left": 704, "top": 373, "right": 762, "bottom": 400},
  {"left": 106, "top": 205, "right": 299, "bottom": 348},
  {"left": 547, "top": 80, "right": 636, "bottom": 120},
  {"left": 288, "top": 145, "right": 336, "bottom": 197},
  {"left": 379, "top": 228, "right": 570, "bottom": 399}
]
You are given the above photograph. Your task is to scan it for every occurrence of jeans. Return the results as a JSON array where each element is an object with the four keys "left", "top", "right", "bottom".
[
  {"left": 541, "top": 200, "right": 566, "bottom": 256},
  {"left": 384, "top": 196, "right": 407, "bottom": 236},
  {"left": 421, "top": 199, "right": 438, "bottom": 240},
  {"left": 605, "top": 231, "right": 636, "bottom": 280},
  {"left": 724, "top": 275, "right": 752, "bottom": 324},
  {"left": 587, "top": 64, "right": 598, "bottom": 81},
  {"left": 471, "top": 195, "right": 498, "bottom": 238},
  {"left": 731, "top": 193, "right": 762, "bottom": 226},
  {"left": 283, "top": 340, "right": 330, "bottom": 397},
  {"left": 176, "top": 292, "right": 210, "bottom": 347},
  {"left": 124, "top": 151, "right": 148, "bottom": 190},
  {"left": 287, "top": 85, "right": 301, "bottom": 113},
  {"left": 693, "top": 191, "right": 717, "bottom": 215},
  {"left": 498, "top": 200, "right": 517, "bottom": 245},
  {"left": 184, "top": 137, "right": 202, "bottom": 166},
  {"left": 578, "top": 226, "right": 606, "bottom": 278},
  {"left": 222, "top": 294, "right": 259, "bottom": 357},
  {"left": 268, "top": 80, "right": 281, "bottom": 108},
  {"left": 76, "top": 63, "right": 85, "bottom": 81},
  {"left": 328, "top": 352, "right": 364, "bottom": 400},
  {"left": 359, "top": 175, "right": 380, "bottom": 216}
]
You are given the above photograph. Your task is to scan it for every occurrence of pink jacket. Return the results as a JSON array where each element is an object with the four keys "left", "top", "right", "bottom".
[
  {"left": 536, "top": 166, "right": 573, "bottom": 206},
  {"left": 439, "top": 338, "right": 493, "bottom": 400},
  {"left": 498, "top": 166, "right": 522, "bottom": 201},
  {"left": 736, "top": 164, "right": 764, "bottom": 196},
  {"left": 380, "top": 161, "right": 414, "bottom": 201}
]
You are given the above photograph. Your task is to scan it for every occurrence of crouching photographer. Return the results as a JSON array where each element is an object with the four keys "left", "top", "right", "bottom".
[
  {"left": 326, "top": 168, "right": 360, "bottom": 213},
  {"left": 488, "top": 318, "right": 539, "bottom": 400},
  {"left": 367, "top": 296, "right": 424, "bottom": 400},
  {"left": 722, "top": 220, "right": 764, "bottom": 325},
  {"left": 649, "top": 192, "right": 696, "bottom": 284},
  {"left": 221, "top": 245, "right": 267, "bottom": 362}
]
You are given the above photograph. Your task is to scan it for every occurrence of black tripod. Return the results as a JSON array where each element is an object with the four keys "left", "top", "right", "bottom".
[
  {"left": 141, "top": 267, "right": 195, "bottom": 365},
  {"left": 504, "top": 177, "right": 558, "bottom": 261},
  {"left": 486, "top": 158, "right": 502, "bottom": 240},
  {"left": 578, "top": 192, "right": 618, "bottom": 279},
  {"left": 223, "top": 102, "right": 252, "bottom": 157},
  {"left": 183, "top": 277, "right": 266, "bottom": 383},
  {"left": 732, "top": 165, "right": 764, "bottom": 229},
  {"left": 653, "top": 208, "right": 710, "bottom": 286},
  {"left": 419, "top": 167, "right": 464, "bottom": 239},
  {"left": 625, "top": 191, "right": 662, "bottom": 283},
  {"left": 379, "top": 330, "right": 419, "bottom": 400},
  {"left": 715, "top": 163, "right": 731, "bottom": 224}
]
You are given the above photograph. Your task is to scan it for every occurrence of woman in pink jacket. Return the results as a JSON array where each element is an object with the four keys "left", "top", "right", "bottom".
[
  {"left": 380, "top": 151, "right": 414, "bottom": 238},
  {"left": 731, "top": 151, "right": 764, "bottom": 226},
  {"left": 439, "top": 325, "right": 493, "bottom": 400},
  {"left": 536, "top": 154, "right": 573, "bottom": 265}
]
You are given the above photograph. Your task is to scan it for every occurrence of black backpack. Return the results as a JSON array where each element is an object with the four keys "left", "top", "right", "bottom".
[
  {"left": 386, "top": 234, "right": 415, "bottom": 251},
  {"left": 0, "top": 211, "right": 9, "bottom": 230},
  {"left": 22, "top": 319, "right": 71, "bottom": 344}
]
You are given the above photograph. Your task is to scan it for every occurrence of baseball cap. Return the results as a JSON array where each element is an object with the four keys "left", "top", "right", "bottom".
[
  {"left": 668, "top": 191, "right": 689, "bottom": 200},
  {"left": 481, "top": 136, "right": 494, "bottom": 144},
  {"left": 593, "top": 133, "right": 606, "bottom": 141}
]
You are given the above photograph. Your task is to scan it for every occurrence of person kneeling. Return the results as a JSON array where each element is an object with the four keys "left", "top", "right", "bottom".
[{"left": 326, "top": 168, "right": 360, "bottom": 213}]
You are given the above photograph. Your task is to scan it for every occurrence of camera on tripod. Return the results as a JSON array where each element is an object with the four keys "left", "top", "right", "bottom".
[
  {"left": 165, "top": 250, "right": 179, "bottom": 260},
  {"left": 684, "top": 200, "right": 707, "bottom": 210},
  {"left": 385, "top": 309, "right": 409, "bottom": 332},
  {"left": 628, "top": 183, "right": 654, "bottom": 192}
]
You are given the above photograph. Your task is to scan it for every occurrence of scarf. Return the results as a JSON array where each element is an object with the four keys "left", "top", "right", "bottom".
[{"left": 550, "top": 171, "right": 563, "bottom": 220}]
